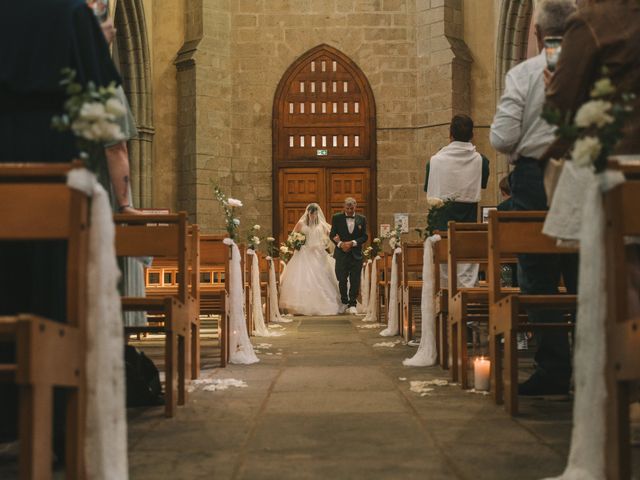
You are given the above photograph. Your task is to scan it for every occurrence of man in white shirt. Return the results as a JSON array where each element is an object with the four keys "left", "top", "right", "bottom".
[{"left": 490, "top": 0, "right": 577, "bottom": 396}]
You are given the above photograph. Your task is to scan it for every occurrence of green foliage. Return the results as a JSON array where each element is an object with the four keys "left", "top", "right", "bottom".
[{"left": 212, "top": 184, "right": 241, "bottom": 241}]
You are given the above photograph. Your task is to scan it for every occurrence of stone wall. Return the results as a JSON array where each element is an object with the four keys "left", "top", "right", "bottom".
[{"left": 148, "top": 0, "right": 514, "bottom": 237}]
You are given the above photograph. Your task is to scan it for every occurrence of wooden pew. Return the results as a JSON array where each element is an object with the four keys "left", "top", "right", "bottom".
[
  {"left": 401, "top": 242, "right": 423, "bottom": 342},
  {"left": 433, "top": 232, "right": 449, "bottom": 369},
  {"left": 488, "top": 211, "right": 577, "bottom": 415},
  {"left": 114, "top": 213, "right": 190, "bottom": 418},
  {"left": 199, "top": 235, "right": 229, "bottom": 367},
  {"left": 143, "top": 225, "right": 201, "bottom": 378},
  {"left": 448, "top": 223, "right": 490, "bottom": 388},
  {"left": 0, "top": 163, "right": 89, "bottom": 479},
  {"left": 603, "top": 178, "right": 640, "bottom": 479}
]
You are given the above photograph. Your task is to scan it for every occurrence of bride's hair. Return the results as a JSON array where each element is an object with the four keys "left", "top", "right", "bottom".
[{"left": 305, "top": 203, "right": 320, "bottom": 225}]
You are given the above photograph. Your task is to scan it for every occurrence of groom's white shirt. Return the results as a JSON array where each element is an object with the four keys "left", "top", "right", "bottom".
[{"left": 338, "top": 215, "right": 357, "bottom": 247}]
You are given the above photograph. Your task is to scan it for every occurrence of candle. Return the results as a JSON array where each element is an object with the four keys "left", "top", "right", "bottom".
[{"left": 473, "top": 357, "right": 490, "bottom": 391}]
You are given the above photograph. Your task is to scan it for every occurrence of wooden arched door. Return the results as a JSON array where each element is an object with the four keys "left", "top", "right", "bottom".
[{"left": 273, "top": 44, "right": 377, "bottom": 242}]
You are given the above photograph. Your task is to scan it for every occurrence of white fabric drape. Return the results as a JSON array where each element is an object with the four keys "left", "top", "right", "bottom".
[
  {"left": 403, "top": 235, "right": 440, "bottom": 367},
  {"left": 247, "top": 250, "right": 274, "bottom": 337},
  {"left": 380, "top": 248, "right": 401, "bottom": 337},
  {"left": 224, "top": 239, "right": 259, "bottom": 365},
  {"left": 67, "top": 169, "right": 128, "bottom": 480},
  {"left": 426, "top": 141, "right": 483, "bottom": 203},
  {"left": 267, "top": 257, "right": 291, "bottom": 323},
  {"left": 357, "top": 260, "right": 371, "bottom": 314},
  {"left": 543, "top": 171, "right": 624, "bottom": 480},
  {"left": 363, "top": 256, "right": 379, "bottom": 322}
]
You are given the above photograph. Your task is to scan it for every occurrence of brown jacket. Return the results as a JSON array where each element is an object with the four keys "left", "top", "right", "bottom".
[{"left": 545, "top": 1, "right": 640, "bottom": 158}]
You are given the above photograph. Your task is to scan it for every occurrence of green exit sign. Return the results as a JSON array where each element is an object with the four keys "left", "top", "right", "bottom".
[{"left": 316, "top": 149, "right": 328, "bottom": 156}]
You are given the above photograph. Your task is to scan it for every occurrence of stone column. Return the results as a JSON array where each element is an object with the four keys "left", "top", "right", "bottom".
[{"left": 175, "top": 0, "right": 232, "bottom": 230}]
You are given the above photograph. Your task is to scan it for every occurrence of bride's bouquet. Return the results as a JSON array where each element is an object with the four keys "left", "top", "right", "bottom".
[{"left": 287, "top": 232, "right": 306, "bottom": 250}]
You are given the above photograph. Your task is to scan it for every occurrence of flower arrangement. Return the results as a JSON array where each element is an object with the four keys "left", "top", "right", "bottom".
[
  {"left": 265, "top": 236, "right": 278, "bottom": 258},
  {"left": 385, "top": 224, "right": 402, "bottom": 250},
  {"left": 212, "top": 185, "right": 242, "bottom": 241},
  {"left": 246, "top": 224, "right": 261, "bottom": 251},
  {"left": 542, "top": 69, "right": 635, "bottom": 173},
  {"left": 415, "top": 197, "right": 456, "bottom": 239},
  {"left": 279, "top": 243, "right": 292, "bottom": 263},
  {"left": 363, "top": 237, "right": 382, "bottom": 260},
  {"left": 51, "top": 69, "right": 126, "bottom": 171}
]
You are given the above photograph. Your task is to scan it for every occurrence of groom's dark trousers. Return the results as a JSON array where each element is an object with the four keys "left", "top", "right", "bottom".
[{"left": 330, "top": 212, "right": 368, "bottom": 307}]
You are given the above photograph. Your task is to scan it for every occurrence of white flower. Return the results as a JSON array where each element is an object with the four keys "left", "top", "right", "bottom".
[
  {"left": 373, "top": 238, "right": 381, "bottom": 244},
  {"left": 267, "top": 237, "right": 275, "bottom": 242},
  {"left": 389, "top": 237, "right": 397, "bottom": 249},
  {"left": 79, "top": 102, "right": 106, "bottom": 121},
  {"left": 279, "top": 246, "right": 289, "bottom": 253},
  {"left": 253, "top": 224, "right": 261, "bottom": 231},
  {"left": 252, "top": 236, "right": 260, "bottom": 245},
  {"left": 574, "top": 100, "right": 614, "bottom": 128},
  {"left": 233, "top": 218, "right": 240, "bottom": 225},
  {"left": 427, "top": 197, "right": 444, "bottom": 208},
  {"left": 227, "top": 198, "right": 243, "bottom": 207},
  {"left": 571, "top": 136, "right": 602, "bottom": 167},
  {"left": 590, "top": 78, "right": 615, "bottom": 98},
  {"left": 105, "top": 97, "right": 127, "bottom": 117}
]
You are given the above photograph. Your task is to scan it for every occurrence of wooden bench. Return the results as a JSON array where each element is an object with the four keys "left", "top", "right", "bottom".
[
  {"left": 0, "top": 163, "right": 89, "bottom": 479},
  {"left": 432, "top": 232, "right": 449, "bottom": 369},
  {"left": 143, "top": 225, "right": 201, "bottom": 378},
  {"left": 448, "top": 223, "right": 490, "bottom": 388},
  {"left": 401, "top": 242, "right": 423, "bottom": 342},
  {"left": 199, "top": 235, "right": 229, "bottom": 367},
  {"left": 114, "top": 213, "right": 191, "bottom": 417},
  {"left": 603, "top": 178, "right": 640, "bottom": 479},
  {"left": 488, "top": 211, "right": 577, "bottom": 415}
]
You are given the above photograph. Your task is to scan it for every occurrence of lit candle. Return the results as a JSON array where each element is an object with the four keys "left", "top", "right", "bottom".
[{"left": 473, "top": 357, "right": 490, "bottom": 391}]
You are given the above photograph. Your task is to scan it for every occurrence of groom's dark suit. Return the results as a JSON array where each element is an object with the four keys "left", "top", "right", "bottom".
[{"left": 330, "top": 212, "right": 368, "bottom": 307}]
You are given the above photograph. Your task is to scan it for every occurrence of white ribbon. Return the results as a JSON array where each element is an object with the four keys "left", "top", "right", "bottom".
[
  {"left": 543, "top": 170, "right": 624, "bottom": 480},
  {"left": 267, "top": 258, "right": 292, "bottom": 323},
  {"left": 363, "top": 256, "right": 380, "bottom": 322},
  {"left": 223, "top": 238, "right": 259, "bottom": 365},
  {"left": 66, "top": 169, "right": 128, "bottom": 480},
  {"left": 356, "top": 260, "right": 370, "bottom": 314},
  {"left": 247, "top": 250, "right": 273, "bottom": 336},
  {"left": 380, "top": 248, "right": 402, "bottom": 337},
  {"left": 403, "top": 235, "right": 441, "bottom": 367}
]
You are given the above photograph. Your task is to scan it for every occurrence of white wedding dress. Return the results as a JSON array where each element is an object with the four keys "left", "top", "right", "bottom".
[{"left": 279, "top": 224, "right": 342, "bottom": 316}]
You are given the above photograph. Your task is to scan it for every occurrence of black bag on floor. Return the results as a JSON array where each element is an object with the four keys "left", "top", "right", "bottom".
[{"left": 124, "top": 345, "right": 164, "bottom": 407}]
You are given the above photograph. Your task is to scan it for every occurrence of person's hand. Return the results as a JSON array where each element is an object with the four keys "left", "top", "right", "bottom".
[
  {"left": 119, "top": 206, "right": 142, "bottom": 215},
  {"left": 341, "top": 241, "right": 353, "bottom": 252},
  {"left": 333, "top": 234, "right": 341, "bottom": 243},
  {"left": 543, "top": 68, "right": 553, "bottom": 88}
]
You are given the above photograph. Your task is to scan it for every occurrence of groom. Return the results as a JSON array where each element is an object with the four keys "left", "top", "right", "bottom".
[{"left": 330, "top": 197, "right": 368, "bottom": 315}]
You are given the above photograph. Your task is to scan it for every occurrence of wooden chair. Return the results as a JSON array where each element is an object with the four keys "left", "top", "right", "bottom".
[
  {"left": 401, "top": 242, "right": 423, "bottom": 342},
  {"left": 432, "top": 232, "right": 449, "bottom": 369},
  {"left": 199, "top": 235, "right": 229, "bottom": 367},
  {"left": 488, "top": 211, "right": 577, "bottom": 415},
  {"left": 114, "top": 212, "right": 190, "bottom": 418},
  {"left": 603, "top": 178, "right": 640, "bottom": 479},
  {"left": 448, "top": 223, "right": 490, "bottom": 388},
  {"left": 0, "top": 163, "right": 89, "bottom": 479}
]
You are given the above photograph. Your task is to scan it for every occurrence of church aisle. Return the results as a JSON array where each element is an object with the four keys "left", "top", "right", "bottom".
[{"left": 127, "top": 316, "right": 573, "bottom": 480}]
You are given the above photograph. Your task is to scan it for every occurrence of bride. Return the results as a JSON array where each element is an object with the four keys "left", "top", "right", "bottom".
[{"left": 279, "top": 203, "right": 342, "bottom": 316}]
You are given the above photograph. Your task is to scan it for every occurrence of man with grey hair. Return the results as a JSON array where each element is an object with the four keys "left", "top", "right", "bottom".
[
  {"left": 330, "top": 197, "right": 368, "bottom": 314},
  {"left": 490, "top": 0, "right": 577, "bottom": 396}
]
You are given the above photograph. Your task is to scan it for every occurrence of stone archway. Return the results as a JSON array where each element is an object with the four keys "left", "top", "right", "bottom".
[
  {"left": 114, "top": 0, "right": 155, "bottom": 208},
  {"left": 496, "top": 0, "right": 534, "bottom": 94}
]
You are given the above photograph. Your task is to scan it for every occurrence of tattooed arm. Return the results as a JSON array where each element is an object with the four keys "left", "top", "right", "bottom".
[{"left": 105, "top": 141, "right": 139, "bottom": 214}]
